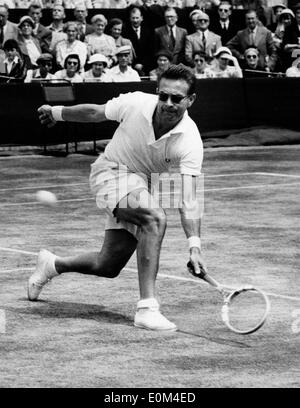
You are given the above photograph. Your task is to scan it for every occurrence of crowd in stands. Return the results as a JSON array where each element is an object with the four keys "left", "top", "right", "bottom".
[{"left": 1, "top": 0, "right": 300, "bottom": 83}]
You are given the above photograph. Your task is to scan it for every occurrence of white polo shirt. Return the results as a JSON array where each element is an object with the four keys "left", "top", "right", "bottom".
[{"left": 103, "top": 91, "right": 203, "bottom": 177}]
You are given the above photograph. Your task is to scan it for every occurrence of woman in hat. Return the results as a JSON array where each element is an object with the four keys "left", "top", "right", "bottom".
[
  {"left": 81, "top": 53, "right": 113, "bottom": 82},
  {"left": 0, "top": 39, "right": 31, "bottom": 81},
  {"left": 149, "top": 50, "right": 172, "bottom": 81},
  {"left": 17, "top": 15, "right": 42, "bottom": 68},
  {"left": 84, "top": 14, "right": 117, "bottom": 68},
  {"left": 54, "top": 53, "right": 83, "bottom": 83},
  {"left": 207, "top": 46, "right": 243, "bottom": 78},
  {"left": 286, "top": 55, "right": 300, "bottom": 76}
]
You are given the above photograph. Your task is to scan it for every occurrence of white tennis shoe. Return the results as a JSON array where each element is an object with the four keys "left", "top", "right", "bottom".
[
  {"left": 28, "top": 249, "right": 59, "bottom": 301},
  {"left": 134, "top": 298, "right": 177, "bottom": 331}
]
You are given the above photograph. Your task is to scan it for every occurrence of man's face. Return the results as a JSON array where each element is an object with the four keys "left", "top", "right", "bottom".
[
  {"left": 29, "top": 8, "right": 42, "bottom": 24},
  {"left": 218, "top": 4, "right": 232, "bottom": 20},
  {"left": 5, "top": 47, "right": 18, "bottom": 61},
  {"left": 245, "top": 51, "right": 258, "bottom": 68},
  {"left": 192, "top": 16, "right": 209, "bottom": 32},
  {"left": 111, "top": 23, "right": 122, "bottom": 39},
  {"left": 74, "top": 7, "right": 87, "bottom": 22},
  {"left": 165, "top": 10, "right": 177, "bottom": 27},
  {"left": 193, "top": 54, "right": 206, "bottom": 70},
  {"left": 246, "top": 12, "right": 257, "bottom": 29},
  {"left": 118, "top": 52, "right": 130, "bottom": 67},
  {"left": 130, "top": 10, "right": 143, "bottom": 28},
  {"left": 52, "top": 6, "right": 65, "bottom": 21},
  {"left": 156, "top": 78, "right": 195, "bottom": 125},
  {"left": 0, "top": 7, "right": 8, "bottom": 27}
]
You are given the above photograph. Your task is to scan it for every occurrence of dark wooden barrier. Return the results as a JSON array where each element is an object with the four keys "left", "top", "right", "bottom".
[{"left": 0, "top": 78, "right": 299, "bottom": 147}]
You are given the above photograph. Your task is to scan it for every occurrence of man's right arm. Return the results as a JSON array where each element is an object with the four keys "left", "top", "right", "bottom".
[{"left": 38, "top": 104, "right": 107, "bottom": 127}]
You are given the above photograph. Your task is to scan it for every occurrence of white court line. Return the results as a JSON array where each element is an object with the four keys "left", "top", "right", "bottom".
[
  {"left": 0, "top": 246, "right": 299, "bottom": 302},
  {"left": 1, "top": 181, "right": 300, "bottom": 208},
  {"left": 1, "top": 172, "right": 300, "bottom": 194},
  {"left": 0, "top": 183, "right": 87, "bottom": 193}
]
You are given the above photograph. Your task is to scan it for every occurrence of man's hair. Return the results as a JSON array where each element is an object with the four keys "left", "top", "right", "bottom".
[
  {"left": 159, "top": 64, "right": 196, "bottom": 95},
  {"left": 3, "top": 39, "right": 21, "bottom": 52},
  {"left": 28, "top": 3, "right": 42, "bottom": 12}
]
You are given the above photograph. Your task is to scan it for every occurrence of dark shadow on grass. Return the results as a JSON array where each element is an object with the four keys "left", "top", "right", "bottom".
[
  {"left": 178, "top": 329, "right": 252, "bottom": 348},
  {"left": 14, "top": 298, "right": 132, "bottom": 326}
]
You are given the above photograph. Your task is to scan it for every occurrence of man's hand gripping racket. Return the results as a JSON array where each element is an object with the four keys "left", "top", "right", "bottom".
[{"left": 187, "top": 261, "right": 270, "bottom": 334}]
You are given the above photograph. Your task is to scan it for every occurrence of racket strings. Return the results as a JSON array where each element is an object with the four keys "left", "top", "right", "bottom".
[{"left": 227, "top": 290, "right": 267, "bottom": 333}]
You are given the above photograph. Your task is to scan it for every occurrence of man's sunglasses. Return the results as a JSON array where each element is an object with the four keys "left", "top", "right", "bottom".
[
  {"left": 158, "top": 92, "right": 189, "bottom": 104},
  {"left": 219, "top": 8, "right": 230, "bottom": 12},
  {"left": 246, "top": 55, "right": 258, "bottom": 59},
  {"left": 67, "top": 61, "right": 79, "bottom": 65}
]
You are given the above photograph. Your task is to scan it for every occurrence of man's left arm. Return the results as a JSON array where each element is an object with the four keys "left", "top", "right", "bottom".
[{"left": 178, "top": 174, "right": 207, "bottom": 276}]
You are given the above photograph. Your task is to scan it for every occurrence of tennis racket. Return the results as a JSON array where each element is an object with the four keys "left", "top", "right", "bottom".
[{"left": 187, "top": 261, "right": 270, "bottom": 335}]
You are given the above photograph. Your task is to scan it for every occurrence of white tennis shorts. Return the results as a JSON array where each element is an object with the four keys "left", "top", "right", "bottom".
[{"left": 89, "top": 154, "right": 151, "bottom": 238}]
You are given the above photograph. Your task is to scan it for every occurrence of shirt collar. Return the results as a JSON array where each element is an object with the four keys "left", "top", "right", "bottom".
[{"left": 4, "top": 56, "right": 19, "bottom": 65}]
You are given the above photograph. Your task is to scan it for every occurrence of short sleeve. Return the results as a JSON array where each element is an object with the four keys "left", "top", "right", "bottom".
[{"left": 105, "top": 92, "right": 137, "bottom": 122}]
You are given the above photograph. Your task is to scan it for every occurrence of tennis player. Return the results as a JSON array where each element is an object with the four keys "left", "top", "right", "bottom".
[{"left": 29, "top": 64, "right": 206, "bottom": 331}]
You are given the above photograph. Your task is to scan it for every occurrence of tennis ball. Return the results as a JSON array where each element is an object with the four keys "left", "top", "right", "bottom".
[{"left": 36, "top": 190, "right": 58, "bottom": 206}]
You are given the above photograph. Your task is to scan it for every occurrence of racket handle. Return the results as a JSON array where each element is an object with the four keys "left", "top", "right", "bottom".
[{"left": 187, "top": 261, "right": 222, "bottom": 289}]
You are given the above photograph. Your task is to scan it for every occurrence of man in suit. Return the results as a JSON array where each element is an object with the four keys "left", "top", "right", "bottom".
[
  {"left": 28, "top": 4, "right": 52, "bottom": 54},
  {"left": 0, "top": 4, "right": 19, "bottom": 50},
  {"left": 73, "top": 5, "right": 93, "bottom": 42},
  {"left": 210, "top": 1, "right": 240, "bottom": 46},
  {"left": 226, "top": 10, "right": 277, "bottom": 71},
  {"left": 123, "top": 6, "right": 155, "bottom": 76},
  {"left": 154, "top": 7, "right": 187, "bottom": 64},
  {"left": 185, "top": 10, "right": 222, "bottom": 67}
]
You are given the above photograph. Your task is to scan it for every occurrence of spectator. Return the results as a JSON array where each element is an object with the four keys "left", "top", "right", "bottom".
[
  {"left": 18, "top": 16, "right": 42, "bottom": 68},
  {"left": 85, "top": 14, "right": 117, "bottom": 67},
  {"left": 28, "top": 3, "right": 52, "bottom": 54},
  {"left": 268, "top": 3, "right": 287, "bottom": 32},
  {"left": 281, "top": 3, "right": 300, "bottom": 71},
  {"left": 286, "top": 54, "right": 300, "bottom": 76},
  {"left": 109, "top": 0, "right": 128, "bottom": 7},
  {"left": 242, "top": 46, "right": 269, "bottom": 76},
  {"left": 107, "top": 17, "right": 136, "bottom": 63},
  {"left": 0, "top": 4, "right": 19, "bottom": 49},
  {"left": 207, "top": 46, "right": 243, "bottom": 77},
  {"left": 123, "top": 6, "right": 155, "bottom": 75},
  {"left": 55, "top": 21, "right": 87, "bottom": 71},
  {"left": 47, "top": 4, "right": 67, "bottom": 53},
  {"left": 270, "top": 9, "right": 295, "bottom": 72},
  {"left": 185, "top": 10, "right": 222, "bottom": 66},
  {"left": 226, "top": 10, "right": 277, "bottom": 71},
  {"left": 192, "top": 50, "right": 214, "bottom": 78},
  {"left": 73, "top": 5, "right": 93, "bottom": 42},
  {"left": 0, "top": 39, "right": 31, "bottom": 81},
  {"left": 109, "top": 44, "right": 141, "bottom": 81},
  {"left": 54, "top": 52, "right": 83, "bottom": 82},
  {"left": 24, "top": 52, "right": 56, "bottom": 82},
  {"left": 154, "top": 7, "right": 187, "bottom": 64},
  {"left": 149, "top": 49, "right": 172, "bottom": 80},
  {"left": 81, "top": 53, "right": 113, "bottom": 82},
  {"left": 210, "top": 1, "right": 240, "bottom": 46}
]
